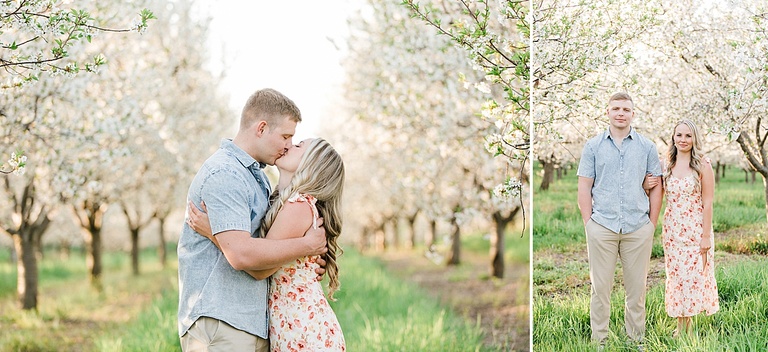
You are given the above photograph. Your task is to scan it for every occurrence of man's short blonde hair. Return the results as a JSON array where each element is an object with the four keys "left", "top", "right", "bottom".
[
  {"left": 240, "top": 88, "right": 301, "bottom": 130},
  {"left": 608, "top": 92, "right": 634, "bottom": 107}
]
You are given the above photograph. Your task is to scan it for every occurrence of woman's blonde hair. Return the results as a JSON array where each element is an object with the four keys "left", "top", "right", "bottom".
[
  {"left": 664, "top": 119, "right": 704, "bottom": 192},
  {"left": 261, "top": 138, "right": 345, "bottom": 299}
]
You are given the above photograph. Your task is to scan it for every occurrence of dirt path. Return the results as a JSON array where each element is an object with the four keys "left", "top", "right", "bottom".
[{"left": 376, "top": 250, "right": 530, "bottom": 352}]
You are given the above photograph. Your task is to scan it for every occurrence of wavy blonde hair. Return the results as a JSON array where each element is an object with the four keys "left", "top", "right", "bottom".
[
  {"left": 261, "top": 138, "right": 345, "bottom": 299},
  {"left": 664, "top": 119, "right": 704, "bottom": 192}
]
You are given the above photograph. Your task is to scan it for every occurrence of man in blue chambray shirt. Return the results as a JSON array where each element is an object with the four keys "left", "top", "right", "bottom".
[
  {"left": 178, "top": 89, "right": 328, "bottom": 352},
  {"left": 577, "top": 92, "right": 663, "bottom": 349}
]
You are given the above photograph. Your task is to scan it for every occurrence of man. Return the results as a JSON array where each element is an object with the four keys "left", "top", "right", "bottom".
[
  {"left": 178, "top": 88, "right": 328, "bottom": 352},
  {"left": 577, "top": 92, "right": 663, "bottom": 349}
]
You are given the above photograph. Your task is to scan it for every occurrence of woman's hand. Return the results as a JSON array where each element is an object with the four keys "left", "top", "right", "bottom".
[
  {"left": 643, "top": 173, "right": 660, "bottom": 190},
  {"left": 700, "top": 236, "right": 711, "bottom": 252},
  {"left": 314, "top": 256, "right": 327, "bottom": 281},
  {"left": 187, "top": 200, "right": 214, "bottom": 240},
  {"left": 700, "top": 236, "right": 711, "bottom": 272}
]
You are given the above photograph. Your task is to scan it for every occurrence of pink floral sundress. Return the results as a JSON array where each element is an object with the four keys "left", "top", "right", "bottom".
[
  {"left": 663, "top": 173, "right": 719, "bottom": 317},
  {"left": 268, "top": 193, "right": 345, "bottom": 351}
]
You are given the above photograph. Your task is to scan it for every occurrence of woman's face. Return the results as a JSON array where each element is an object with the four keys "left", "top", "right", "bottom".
[
  {"left": 673, "top": 123, "right": 694, "bottom": 153},
  {"left": 275, "top": 138, "right": 313, "bottom": 173}
]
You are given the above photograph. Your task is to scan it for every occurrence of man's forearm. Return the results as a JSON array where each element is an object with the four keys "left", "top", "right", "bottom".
[
  {"left": 577, "top": 178, "right": 594, "bottom": 225},
  {"left": 219, "top": 235, "right": 314, "bottom": 271},
  {"left": 648, "top": 184, "right": 662, "bottom": 225}
]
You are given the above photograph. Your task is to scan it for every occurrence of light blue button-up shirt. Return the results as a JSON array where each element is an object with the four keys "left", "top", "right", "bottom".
[
  {"left": 177, "top": 139, "right": 272, "bottom": 338},
  {"left": 577, "top": 128, "right": 662, "bottom": 234}
]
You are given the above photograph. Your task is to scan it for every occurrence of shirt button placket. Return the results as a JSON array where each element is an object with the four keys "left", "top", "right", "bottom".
[{"left": 619, "top": 153, "right": 624, "bottom": 231}]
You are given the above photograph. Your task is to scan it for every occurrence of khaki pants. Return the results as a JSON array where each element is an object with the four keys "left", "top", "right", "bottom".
[
  {"left": 181, "top": 317, "right": 268, "bottom": 352},
  {"left": 586, "top": 220, "right": 654, "bottom": 342}
]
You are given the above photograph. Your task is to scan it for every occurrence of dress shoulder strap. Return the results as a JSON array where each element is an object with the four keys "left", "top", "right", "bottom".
[{"left": 287, "top": 192, "right": 320, "bottom": 229}]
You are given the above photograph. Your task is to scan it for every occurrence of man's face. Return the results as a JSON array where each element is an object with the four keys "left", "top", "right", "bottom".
[
  {"left": 262, "top": 116, "right": 297, "bottom": 165},
  {"left": 606, "top": 99, "right": 635, "bottom": 130},
  {"left": 276, "top": 138, "right": 313, "bottom": 173}
]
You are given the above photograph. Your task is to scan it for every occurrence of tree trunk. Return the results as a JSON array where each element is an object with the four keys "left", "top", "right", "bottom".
[
  {"left": 764, "top": 175, "right": 768, "bottom": 225},
  {"left": 122, "top": 202, "right": 154, "bottom": 276},
  {"left": 426, "top": 219, "right": 436, "bottom": 249},
  {"left": 14, "top": 233, "right": 37, "bottom": 310},
  {"left": 4, "top": 181, "right": 52, "bottom": 310},
  {"left": 715, "top": 161, "right": 721, "bottom": 183},
  {"left": 375, "top": 221, "right": 387, "bottom": 251},
  {"left": 81, "top": 225, "right": 103, "bottom": 291},
  {"left": 130, "top": 228, "right": 140, "bottom": 276},
  {"left": 406, "top": 212, "right": 418, "bottom": 249},
  {"left": 721, "top": 164, "right": 726, "bottom": 180},
  {"left": 446, "top": 216, "right": 461, "bottom": 266},
  {"left": 58, "top": 238, "right": 71, "bottom": 260},
  {"left": 539, "top": 159, "right": 555, "bottom": 191},
  {"left": 358, "top": 226, "right": 369, "bottom": 252},
  {"left": 388, "top": 218, "right": 399, "bottom": 249},
  {"left": 157, "top": 216, "right": 167, "bottom": 268},
  {"left": 74, "top": 201, "right": 108, "bottom": 291},
  {"left": 491, "top": 208, "right": 521, "bottom": 279}
]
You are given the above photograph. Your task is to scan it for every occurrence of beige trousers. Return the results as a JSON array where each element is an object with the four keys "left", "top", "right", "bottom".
[
  {"left": 181, "top": 317, "right": 268, "bottom": 352},
  {"left": 586, "top": 220, "right": 654, "bottom": 342}
]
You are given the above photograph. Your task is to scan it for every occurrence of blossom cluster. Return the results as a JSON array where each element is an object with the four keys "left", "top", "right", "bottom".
[
  {"left": 1, "top": 151, "right": 27, "bottom": 175},
  {"left": 492, "top": 177, "right": 523, "bottom": 202}
]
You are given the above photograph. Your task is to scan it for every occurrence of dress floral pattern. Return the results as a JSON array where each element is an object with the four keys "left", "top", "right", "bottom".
[
  {"left": 269, "top": 193, "right": 345, "bottom": 352},
  {"left": 663, "top": 173, "right": 719, "bottom": 317}
]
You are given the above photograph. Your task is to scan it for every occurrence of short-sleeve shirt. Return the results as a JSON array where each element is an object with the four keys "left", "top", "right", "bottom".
[
  {"left": 577, "top": 128, "right": 662, "bottom": 234},
  {"left": 177, "top": 139, "right": 273, "bottom": 338}
]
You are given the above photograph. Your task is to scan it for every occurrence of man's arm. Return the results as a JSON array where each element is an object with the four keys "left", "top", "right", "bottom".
[
  {"left": 218, "top": 201, "right": 316, "bottom": 276},
  {"left": 216, "top": 226, "right": 325, "bottom": 272},
  {"left": 648, "top": 178, "right": 662, "bottom": 227},
  {"left": 577, "top": 176, "right": 594, "bottom": 226},
  {"left": 187, "top": 202, "right": 327, "bottom": 280},
  {"left": 646, "top": 144, "right": 664, "bottom": 227}
]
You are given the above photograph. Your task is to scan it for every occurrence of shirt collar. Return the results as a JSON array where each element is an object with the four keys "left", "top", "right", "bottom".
[
  {"left": 603, "top": 127, "right": 636, "bottom": 140},
  {"left": 220, "top": 139, "right": 266, "bottom": 170}
]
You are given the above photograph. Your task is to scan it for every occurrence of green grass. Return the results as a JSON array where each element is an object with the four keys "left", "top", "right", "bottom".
[
  {"left": 332, "top": 250, "right": 492, "bottom": 351},
  {"left": 461, "top": 231, "right": 530, "bottom": 265},
  {"left": 534, "top": 161, "right": 768, "bottom": 350},
  {"left": 96, "top": 287, "right": 180, "bottom": 352},
  {"left": 0, "top": 246, "right": 177, "bottom": 352},
  {"left": 533, "top": 163, "right": 767, "bottom": 251},
  {"left": 98, "top": 249, "right": 494, "bottom": 351},
  {"left": 1, "top": 245, "right": 495, "bottom": 351},
  {"left": 533, "top": 259, "right": 768, "bottom": 351}
]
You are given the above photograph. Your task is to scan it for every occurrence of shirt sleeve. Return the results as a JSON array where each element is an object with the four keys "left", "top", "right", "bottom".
[
  {"left": 577, "top": 141, "right": 596, "bottom": 179},
  {"left": 646, "top": 142, "right": 663, "bottom": 177},
  {"left": 200, "top": 169, "right": 252, "bottom": 235}
]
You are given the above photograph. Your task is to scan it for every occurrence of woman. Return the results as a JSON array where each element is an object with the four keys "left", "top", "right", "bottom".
[
  {"left": 647, "top": 119, "right": 719, "bottom": 337},
  {"left": 188, "top": 138, "right": 346, "bottom": 351}
]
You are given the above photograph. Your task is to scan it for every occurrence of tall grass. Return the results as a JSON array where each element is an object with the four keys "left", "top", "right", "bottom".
[
  {"left": 534, "top": 161, "right": 768, "bottom": 350},
  {"left": 533, "top": 259, "right": 768, "bottom": 351},
  {"left": 533, "top": 163, "right": 766, "bottom": 251},
  {"left": 96, "top": 249, "right": 493, "bottom": 351},
  {"left": 0, "top": 247, "right": 177, "bottom": 352}
]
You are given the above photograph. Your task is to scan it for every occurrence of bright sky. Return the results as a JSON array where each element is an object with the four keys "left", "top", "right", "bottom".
[{"left": 199, "top": 0, "right": 357, "bottom": 140}]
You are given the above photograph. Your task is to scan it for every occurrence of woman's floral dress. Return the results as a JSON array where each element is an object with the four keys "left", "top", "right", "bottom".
[
  {"left": 663, "top": 173, "right": 719, "bottom": 318},
  {"left": 268, "top": 193, "right": 345, "bottom": 352}
]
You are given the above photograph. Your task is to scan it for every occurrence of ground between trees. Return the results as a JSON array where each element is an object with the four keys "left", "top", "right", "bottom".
[{"left": 377, "top": 250, "right": 530, "bottom": 351}]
